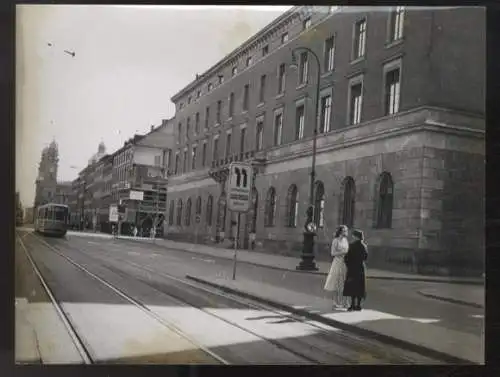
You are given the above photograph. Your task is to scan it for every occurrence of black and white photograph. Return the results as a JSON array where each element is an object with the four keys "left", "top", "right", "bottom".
[{"left": 15, "top": 5, "right": 485, "bottom": 365}]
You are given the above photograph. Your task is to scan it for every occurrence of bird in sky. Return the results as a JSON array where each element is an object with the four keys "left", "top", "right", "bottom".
[{"left": 47, "top": 42, "right": 75, "bottom": 57}]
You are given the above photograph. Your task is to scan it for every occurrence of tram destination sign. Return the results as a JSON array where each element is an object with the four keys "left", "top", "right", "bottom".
[{"left": 227, "top": 162, "right": 252, "bottom": 213}]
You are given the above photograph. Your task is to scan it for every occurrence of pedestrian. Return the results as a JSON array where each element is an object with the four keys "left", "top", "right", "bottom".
[
  {"left": 323, "top": 225, "right": 350, "bottom": 310},
  {"left": 133, "top": 225, "right": 138, "bottom": 237},
  {"left": 343, "top": 229, "right": 368, "bottom": 311}
]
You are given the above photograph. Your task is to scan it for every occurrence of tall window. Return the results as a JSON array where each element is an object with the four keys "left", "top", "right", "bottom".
[
  {"left": 177, "top": 122, "right": 182, "bottom": 143},
  {"left": 167, "top": 149, "right": 172, "bottom": 172},
  {"left": 176, "top": 199, "right": 183, "bottom": 226},
  {"left": 229, "top": 92, "right": 235, "bottom": 117},
  {"left": 218, "top": 75, "right": 224, "bottom": 84},
  {"left": 243, "top": 84, "right": 249, "bottom": 111},
  {"left": 384, "top": 67, "right": 401, "bottom": 115},
  {"left": 188, "top": 96, "right": 192, "bottom": 104},
  {"left": 281, "top": 33, "right": 289, "bottom": 44},
  {"left": 303, "top": 17, "right": 311, "bottom": 30},
  {"left": 274, "top": 113, "right": 283, "bottom": 146},
  {"left": 186, "top": 117, "right": 191, "bottom": 138},
  {"left": 225, "top": 132, "right": 232, "bottom": 158},
  {"left": 206, "top": 195, "right": 213, "bottom": 226},
  {"left": 232, "top": 66, "right": 237, "bottom": 76},
  {"left": 354, "top": 19, "right": 367, "bottom": 59},
  {"left": 195, "top": 112, "right": 200, "bottom": 134},
  {"left": 262, "top": 45, "right": 269, "bottom": 56},
  {"left": 286, "top": 184, "right": 299, "bottom": 228},
  {"left": 250, "top": 188, "right": 258, "bottom": 233},
  {"left": 207, "top": 83, "right": 213, "bottom": 92},
  {"left": 314, "top": 181, "right": 325, "bottom": 228},
  {"left": 191, "top": 146, "right": 197, "bottom": 170},
  {"left": 182, "top": 150, "right": 187, "bottom": 173},
  {"left": 389, "top": 6, "right": 405, "bottom": 42},
  {"left": 341, "top": 177, "right": 356, "bottom": 228},
  {"left": 213, "top": 136, "right": 219, "bottom": 162},
  {"left": 265, "top": 187, "right": 277, "bottom": 227},
  {"left": 240, "top": 127, "right": 246, "bottom": 153},
  {"left": 185, "top": 198, "right": 192, "bottom": 226},
  {"left": 259, "top": 75, "right": 266, "bottom": 103},
  {"left": 168, "top": 200, "right": 175, "bottom": 225},
  {"left": 349, "top": 81, "right": 363, "bottom": 125},
  {"left": 174, "top": 153, "right": 180, "bottom": 175},
  {"left": 375, "top": 172, "right": 394, "bottom": 228},
  {"left": 278, "top": 64, "right": 286, "bottom": 94},
  {"left": 246, "top": 56, "right": 252, "bottom": 67},
  {"left": 295, "top": 105, "right": 305, "bottom": 140},
  {"left": 320, "top": 94, "right": 332, "bottom": 133},
  {"left": 324, "top": 36, "right": 335, "bottom": 72},
  {"left": 217, "top": 100, "right": 222, "bottom": 123},
  {"left": 299, "top": 52, "right": 308, "bottom": 85},
  {"left": 202, "top": 141, "right": 207, "bottom": 167},
  {"left": 196, "top": 196, "right": 202, "bottom": 217},
  {"left": 197, "top": 90, "right": 201, "bottom": 98},
  {"left": 256, "top": 121, "right": 264, "bottom": 151},
  {"left": 205, "top": 106, "right": 210, "bottom": 130}
]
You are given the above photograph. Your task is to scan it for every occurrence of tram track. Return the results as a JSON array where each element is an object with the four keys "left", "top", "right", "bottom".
[
  {"left": 30, "top": 232, "right": 447, "bottom": 365},
  {"left": 18, "top": 231, "right": 228, "bottom": 364}
]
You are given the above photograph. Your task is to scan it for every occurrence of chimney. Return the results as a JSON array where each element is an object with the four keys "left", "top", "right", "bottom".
[
  {"left": 151, "top": 125, "right": 154, "bottom": 132},
  {"left": 196, "top": 73, "right": 199, "bottom": 80}
]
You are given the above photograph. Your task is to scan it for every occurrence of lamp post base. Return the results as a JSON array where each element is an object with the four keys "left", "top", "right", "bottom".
[{"left": 296, "top": 232, "right": 319, "bottom": 271}]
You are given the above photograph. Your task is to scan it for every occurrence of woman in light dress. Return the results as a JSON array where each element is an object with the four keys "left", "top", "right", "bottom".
[{"left": 324, "top": 225, "right": 350, "bottom": 309}]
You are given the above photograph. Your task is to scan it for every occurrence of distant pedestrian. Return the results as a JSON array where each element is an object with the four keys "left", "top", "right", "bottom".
[
  {"left": 343, "top": 229, "right": 368, "bottom": 311},
  {"left": 133, "top": 225, "right": 138, "bottom": 237},
  {"left": 324, "top": 225, "right": 350, "bottom": 310}
]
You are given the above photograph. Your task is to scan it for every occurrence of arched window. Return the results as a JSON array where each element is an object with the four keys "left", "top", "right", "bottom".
[
  {"left": 314, "top": 181, "right": 325, "bottom": 228},
  {"left": 375, "top": 172, "right": 394, "bottom": 228},
  {"left": 265, "top": 187, "right": 277, "bottom": 227},
  {"left": 286, "top": 184, "right": 299, "bottom": 227},
  {"left": 185, "top": 198, "right": 192, "bottom": 226},
  {"left": 168, "top": 200, "right": 175, "bottom": 225},
  {"left": 195, "top": 196, "right": 202, "bottom": 215},
  {"left": 250, "top": 188, "right": 258, "bottom": 233},
  {"left": 340, "top": 177, "right": 356, "bottom": 228},
  {"left": 206, "top": 195, "right": 213, "bottom": 226},
  {"left": 217, "top": 192, "right": 227, "bottom": 231},
  {"left": 176, "top": 199, "right": 183, "bottom": 226}
]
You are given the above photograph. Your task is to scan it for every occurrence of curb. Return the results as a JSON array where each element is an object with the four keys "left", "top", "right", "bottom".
[
  {"left": 417, "top": 290, "right": 484, "bottom": 309},
  {"left": 115, "top": 237, "right": 484, "bottom": 285},
  {"left": 186, "top": 274, "right": 477, "bottom": 365}
]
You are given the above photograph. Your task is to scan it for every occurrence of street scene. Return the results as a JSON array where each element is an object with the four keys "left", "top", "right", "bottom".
[{"left": 16, "top": 5, "right": 484, "bottom": 365}]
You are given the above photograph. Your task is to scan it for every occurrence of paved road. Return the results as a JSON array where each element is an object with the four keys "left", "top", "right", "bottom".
[
  {"left": 17, "top": 230, "right": 444, "bottom": 364},
  {"left": 107, "top": 236, "right": 483, "bottom": 335}
]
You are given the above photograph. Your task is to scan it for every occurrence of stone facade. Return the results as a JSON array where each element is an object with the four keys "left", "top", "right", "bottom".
[{"left": 164, "top": 7, "right": 485, "bottom": 276}]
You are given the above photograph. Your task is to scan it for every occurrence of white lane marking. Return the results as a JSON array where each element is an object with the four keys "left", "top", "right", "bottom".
[
  {"left": 191, "top": 257, "right": 215, "bottom": 264},
  {"left": 408, "top": 318, "right": 441, "bottom": 324}
]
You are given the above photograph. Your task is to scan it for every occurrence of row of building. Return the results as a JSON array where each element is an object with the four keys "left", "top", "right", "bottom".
[
  {"left": 34, "top": 123, "right": 175, "bottom": 236},
  {"left": 35, "top": 6, "right": 485, "bottom": 276}
]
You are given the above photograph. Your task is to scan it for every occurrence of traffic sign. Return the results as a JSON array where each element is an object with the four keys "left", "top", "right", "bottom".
[
  {"left": 227, "top": 162, "right": 252, "bottom": 213},
  {"left": 109, "top": 205, "right": 119, "bottom": 222}
]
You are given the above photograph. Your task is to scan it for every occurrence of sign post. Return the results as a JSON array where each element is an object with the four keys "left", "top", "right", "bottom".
[{"left": 227, "top": 162, "right": 252, "bottom": 280}]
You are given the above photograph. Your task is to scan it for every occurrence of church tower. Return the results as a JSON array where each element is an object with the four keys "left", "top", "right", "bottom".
[{"left": 34, "top": 139, "right": 59, "bottom": 207}]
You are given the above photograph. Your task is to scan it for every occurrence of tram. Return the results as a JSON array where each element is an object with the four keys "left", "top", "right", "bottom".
[{"left": 34, "top": 203, "right": 69, "bottom": 237}]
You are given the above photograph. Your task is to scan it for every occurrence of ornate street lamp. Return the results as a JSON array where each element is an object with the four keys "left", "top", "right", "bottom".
[{"left": 290, "top": 46, "right": 321, "bottom": 271}]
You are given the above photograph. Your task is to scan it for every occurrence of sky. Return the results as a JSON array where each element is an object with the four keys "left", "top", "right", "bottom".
[{"left": 16, "top": 5, "right": 293, "bottom": 207}]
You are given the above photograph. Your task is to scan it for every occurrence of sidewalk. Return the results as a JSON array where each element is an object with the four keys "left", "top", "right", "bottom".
[
  {"left": 186, "top": 274, "right": 484, "bottom": 364},
  {"left": 15, "top": 298, "right": 42, "bottom": 364},
  {"left": 115, "top": 236, "right": 484, "bottom": 286},
  {"left": 417, "top": 286, "right": 484, "bottom": 309}
]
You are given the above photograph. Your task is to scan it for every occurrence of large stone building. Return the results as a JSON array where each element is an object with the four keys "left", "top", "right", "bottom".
[{"left": 164, "top": 6, "right": 485, "bottom": 276}]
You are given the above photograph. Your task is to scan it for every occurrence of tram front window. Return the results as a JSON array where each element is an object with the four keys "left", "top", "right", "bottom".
[{"left": 54, "top": 207, "right": 67, "bottom": 222}]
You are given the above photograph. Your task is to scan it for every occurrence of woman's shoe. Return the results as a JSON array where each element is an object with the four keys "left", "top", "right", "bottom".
[
  {"left": 347, "top": 306, "right": 355, "bottom": 312},
  {"left": 354, "top": 306, "right": 362, "bottom": 311}
]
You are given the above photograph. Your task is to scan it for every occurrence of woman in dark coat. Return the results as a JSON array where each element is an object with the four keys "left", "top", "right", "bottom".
[{"left": 343, "top": 229, "right": 368, "bottom": 311}]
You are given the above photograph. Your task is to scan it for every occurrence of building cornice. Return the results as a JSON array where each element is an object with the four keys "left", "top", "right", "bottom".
[{"left": 171, "top": 6, "right": 301, "bottom": 103}]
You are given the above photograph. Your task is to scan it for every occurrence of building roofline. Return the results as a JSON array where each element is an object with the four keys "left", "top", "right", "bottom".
[{"left": 171, "top": 6, "right": 301, "bottom": 102}]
